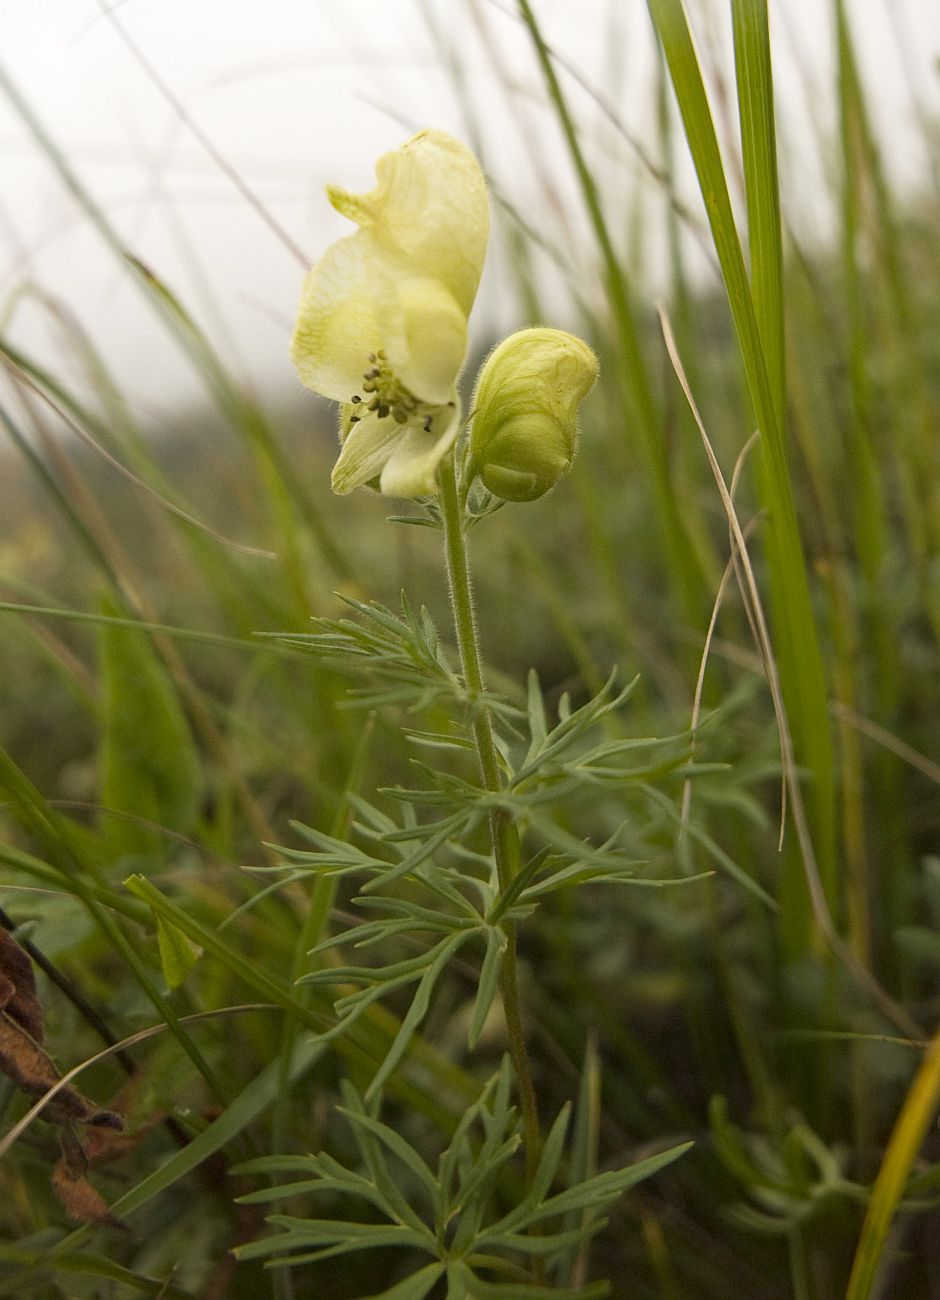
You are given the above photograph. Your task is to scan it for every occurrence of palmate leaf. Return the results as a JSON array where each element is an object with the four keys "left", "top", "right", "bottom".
[
  {"left": 269, "top": 805, "right": 479, "bottom": 896},
  {"left": 234, "top": 1220, "right": 434, "bottom": 1266},
  {"left": 440, "top": 1060, "right": 516, "bottom": 1212},
  {"left": 363, "top": 1263, "right": 446, "bottom": 1300},
  {"left": 476, "top": 1143, "right": 693, "bottom": 1248},
  {"left": 238, "top": 1150, "right": 414, "bottom": 1223},
  {"left": 270, "top": 594, "right": 463, "bottom": 714},
  {"left": 449, "top": 1261, "right": 607, "bottom": 1299},
  {"left": 271, "top": 593, "right": 524, "bottom": 721},
  {"left": 515, "top": 670, "right": 638, "bottom": 780},
  {"left": 339, "top": 1091, "right": 440, "bottom": 1209},
  {"left": 263, "top": 824, "right": 394, "bottom": 876},
  {"left": 403, "top": 727, "right": 477, "bottom": 753},
  {"left": 297, "top": 930, "right": 474, "bottom": 1099},
  {"left": 366, "top": 931, "right": 470, "bottom": 1100},
  {"left": 235, "top": 1061, "right": 690, "bottom": 1294},
  {"left": 338, "top": 1080, "right": 440, "bottom": 1233},
  {"left": 360, "top": 815, "right": 476, "bottom": 891},
  {"left": 353, "top": 894, "right": 482, "bottom": 930}
]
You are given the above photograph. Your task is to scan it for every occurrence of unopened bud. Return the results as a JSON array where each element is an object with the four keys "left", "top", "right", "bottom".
[{"left": 467, "top": 328, "right": 598, "bottom": 502}]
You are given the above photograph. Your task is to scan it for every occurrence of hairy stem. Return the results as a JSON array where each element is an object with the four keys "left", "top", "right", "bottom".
[{"left": 438, "top": 453, "right": 544, "bottom": 1189}]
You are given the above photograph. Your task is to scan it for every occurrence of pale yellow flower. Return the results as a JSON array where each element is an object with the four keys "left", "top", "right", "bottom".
[{"left": 291, "top": 129, "right": 489, "bottom": 497}]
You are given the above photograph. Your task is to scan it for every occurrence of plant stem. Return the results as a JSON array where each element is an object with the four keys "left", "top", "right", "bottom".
[{"left": 438, "top": 452, "right": 543, "bottom": 1187}]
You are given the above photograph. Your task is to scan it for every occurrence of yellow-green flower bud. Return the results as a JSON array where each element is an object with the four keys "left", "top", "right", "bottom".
[{"left": 467, "top": 328, "right": 599, "bottom": 502}]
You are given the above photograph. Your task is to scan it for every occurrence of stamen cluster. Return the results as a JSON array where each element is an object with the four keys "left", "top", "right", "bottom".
[{"left": 350, "top": 351, "right": 421, "bottom": 427}]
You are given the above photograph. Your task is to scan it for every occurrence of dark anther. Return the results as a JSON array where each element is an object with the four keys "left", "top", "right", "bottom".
[
  {"left": 377, "top": 403, "right": 390, "bottom": 418},
  {"left": 351, "top": 394, "right": 362, "bottom": 404}
]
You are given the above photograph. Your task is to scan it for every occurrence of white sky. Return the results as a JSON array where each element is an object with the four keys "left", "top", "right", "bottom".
[{"left": 0, "top": 0, "right": 938, "bottom": 424}]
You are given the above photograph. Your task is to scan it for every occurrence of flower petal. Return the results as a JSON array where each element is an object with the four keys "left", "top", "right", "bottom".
[
  {"left": 290, "top": 234, "right": 388, "bottom": 400},
  {"left": 328, "top": 129, "right": 488, "bottom": 316},
  {"left": 395, "top": 276, "right": 467, "bottom": 404},
  {"left": 290, "top": 242, "right": 373, "bottom": 400},
  {"left": 330, "top": 408, "right": 405, "bottom": 495},
  {"left": 378, "top": 401, "right": 461, "bottom": 498},
  {"left": 291, "top": 237, "right": 466, "bottom": 407}
]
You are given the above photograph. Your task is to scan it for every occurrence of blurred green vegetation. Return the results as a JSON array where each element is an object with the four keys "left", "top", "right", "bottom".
[{"left": 1, "top": 2, "right": 940, "bottom": 1297}]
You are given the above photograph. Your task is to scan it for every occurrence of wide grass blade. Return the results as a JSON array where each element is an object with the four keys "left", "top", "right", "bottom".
[{"left": 647, "top": 0, "right": 836, "bottom": 958}]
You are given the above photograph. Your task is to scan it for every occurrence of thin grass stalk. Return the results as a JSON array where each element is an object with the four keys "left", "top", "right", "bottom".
[
  {"left": 731, "top": 3, "right": 784, "bottom": 424},
  {"left": 732, "top": 0, "right": 842, "bottom": 1123},
  {"left": 655, "top": 46, "right": 723, "bottom": 600},
  {"left": 657, "top": 303, "right": 920, "bottom": 1045},
  {"left": 825, "top": 559, "right": 874, "bottom": 1152}
]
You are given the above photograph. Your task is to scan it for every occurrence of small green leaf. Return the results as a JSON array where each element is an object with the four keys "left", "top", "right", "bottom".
[
  {"left": 155, "top": 913, "right": 202, "bottom": 988},
  {"left": 366, "top": 931, "right": 470, "bottom": 1099},
  {"left": 362, "top": 1262, "right": 446, "bottom": 1300},
  {"left": 468, "top": 927, "right": 505, "bottom": 1049}
]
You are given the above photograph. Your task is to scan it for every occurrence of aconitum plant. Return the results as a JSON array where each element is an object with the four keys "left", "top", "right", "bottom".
[{"left": 235, "top": 130, "right": 691, "bottom": 1297}]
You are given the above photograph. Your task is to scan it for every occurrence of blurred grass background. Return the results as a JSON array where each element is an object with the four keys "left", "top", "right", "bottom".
[{"left": 1, "top": 1, "right": 939, "bottom": 1296}]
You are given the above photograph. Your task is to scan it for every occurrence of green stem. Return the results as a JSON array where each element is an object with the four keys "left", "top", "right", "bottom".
[{"left": 438, "top": 453, "right": 543, "bottom": 1187}]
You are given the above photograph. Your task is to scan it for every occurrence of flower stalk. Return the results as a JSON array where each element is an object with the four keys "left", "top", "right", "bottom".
[{"left": 437, "top": 450, "right": 544, "bottom": 1190}]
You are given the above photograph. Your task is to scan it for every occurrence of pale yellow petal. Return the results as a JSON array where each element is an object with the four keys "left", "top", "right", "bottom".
[
  {"left": 330, "top": 408, "right": 403, "bottom": 495},
  {"left": 328, "top": 129, "right": 488, "bottom": 315},
  {"left": 378, "top": 401, "right": 460, "bottom": 498},
  {"left": 394, "top": 276, "right": 467, "bottom": 405},
  {"left": 290, "top": 233, "right": 386, "bottom": 400},
  {"left": 291, "top": 234, "right": 467, "bottom": 408}
]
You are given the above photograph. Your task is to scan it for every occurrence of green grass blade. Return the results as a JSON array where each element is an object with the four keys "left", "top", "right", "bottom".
[
  {"left": 846, "top": 1027, "right": 940, "bottom": 1299},
  {"left": 731, "top": 1, "right": 784, "bottom": 422},
  {"left": 647, "top": 0, "right": 836, "bottom": 955}
]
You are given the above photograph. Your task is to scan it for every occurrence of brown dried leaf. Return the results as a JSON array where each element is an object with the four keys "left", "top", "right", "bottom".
[
  {"left": 0, "top": 1013, "right": 122, "bottom": 1129},
  {"left": 0, "top": 927, "right": 44, "bottom": 1041},
  {"left": 53, "top": 1152, "right": 128, "bottom": 1229},
  {"left": 58, "top": 1122, "right": 89, "bottom": 1178},
  {"left": 0, "top": 927, "right": 122, "bottom": 1132},
  {"left": 0, "top": 927, "right": 127, "bottom": 1230}
]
